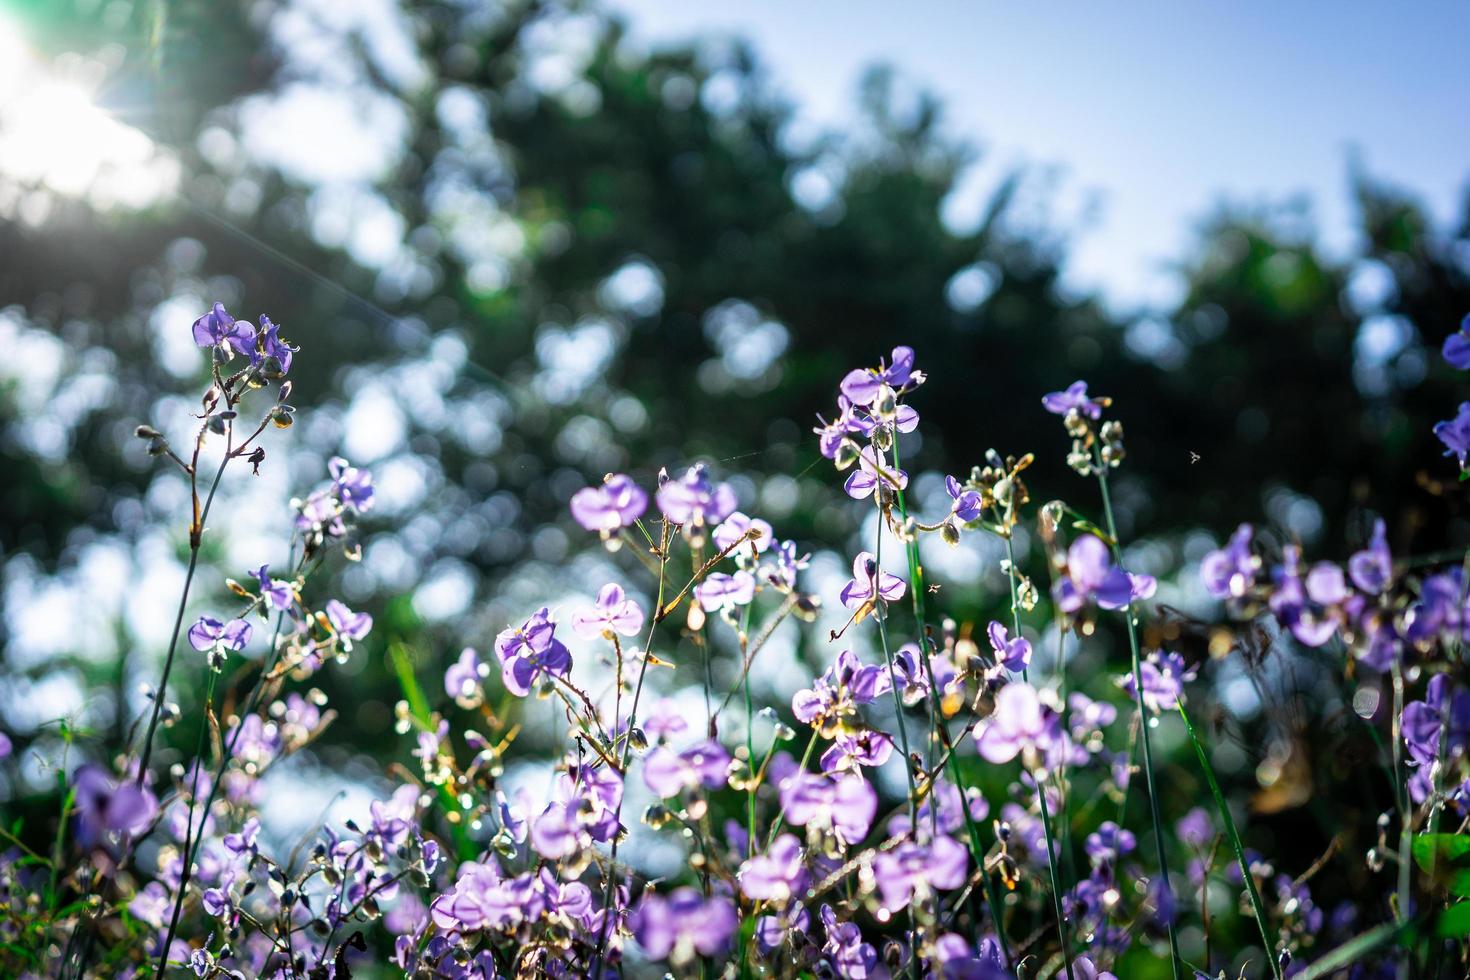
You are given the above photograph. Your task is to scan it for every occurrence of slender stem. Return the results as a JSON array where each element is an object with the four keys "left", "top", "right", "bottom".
[
  {"left": 1390, "top": 656, "right": 1412, "bottom": 980},
  {"left": 1094, "top": 464, "right": 1182, "bottom": 978},
  {"left": 1178, "top": 703, "right": 1283, "bottom": 980},
  {"left": 888, "top": 440, "right": 1010, "bottom": 965},
  {"left": 1006, "top": 535, "right": 1075, "bottom": 980},
  {"left": 135, "top": 445, "right": 233, "bottom": 785}
]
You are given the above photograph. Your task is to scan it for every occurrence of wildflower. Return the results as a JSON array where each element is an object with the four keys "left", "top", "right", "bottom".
[
  {"left": 1404, "top": 569, "right": 1467, "bottom": 645},
  {"left": 1119, "top": 649, "right": 1197, "bottom": 713},
  {"left": 819, "top": 729, "right": 895, "bottom": 773},
  {"left": 792, "top": 649, "right": 890, "bottom": 730},
  {"left": 571, "top": 583, "right": 645, "bottom": 638},
  {"left": 761, "top": 538, "right": 810, "bottom": 591},
  {"left": 328, "top": 456, "right": 375, "bottom": 513},
  {"left": 494, "top": 607, "right": 572, "bottom": 697},
  {"left": 839, "top": 551, "right": 905, "bottom": 609},
  {"left": 642, "top": 698, "right": 689, "bottom": 743},
  {"left": 1084, "top": 821, "right": 1136, "bottom": 865},
  {"left": 1348, "top": 518, "right": 1392, "bottom": 594},
  {"left": 814, "top": 396, "right": 875, "bottom": 459},
  {"left": 871, "top": 834, "right": 968, "bottom": 913},
  {"left": 840, "top": 345, "right": 920, "bottom": 406},
  {"left": 656, "top": 464, "right": 737, "bottom": 533},
  {"left": 73, "top": 765, "right": 158, "bottom": 845},
  {"left": 642, "top": 739, "right": 731, "bottom": 798},
  {"left": 887, "top": 777, "right": 988, "bottom": 838},
  {"left": 444, "top": 648, "right": 485, "bottom": 706},
  {"left": 570, "top": 473, "right": 648, "bottom": 534},
  {"left": 738, "top": 834, "right": 809, "bottom": 902},
  {"left": 128, "top": 881, "right": 170, "bottom": 930},
  {"left": 975, "top": 682, "right": 1062, "bottom": 766},
  {"left": 253, "top": 315, "right": 296, "bottom": 375},
  {"left": 1268, "top": 546, "right": 1342, "bottom": 647},
  {"left": 325, "top": 599, "right": 373, "bottom": 650},
  {"left": 1444, "top": 313, "right": 1470, "bottom": 370},
  {"left": 629, "top": 888, "right": 738, "bottom": 963},
  {"left": 843, "top": 445, "right": 908, "bottom": 500},
  {"left": 941, "top": 475, "right": 983, "bottom": 543},
  {"left": 1175, "top": 807, "right": 1214, "bottom": 850},
  {"left": 252, "top": 564, "right": 294, "bottom": 612},
  {"left": 694, "top": 570, "right": 756, "bottom": 615},
  {"left": 1200, "top": 523, "right": 1258, "bottom": 600},
  {"left": 1041, "top": 380, "right": 1106, "bottom": 419},
  {"left": 191, "top": 302, "right": 255, "bottom": 357},
  {"left": 1401, "top": 675, "right": 1470, "bottom": 769},
  {"left": 778, "top": 772, "right": 877, "bottom": 846},
  {"left": 986, "top": 620, "right": 1032, "bottom": 672},
  {"left": 1053, "top": 534, "right": 1150, "bottom": 613},
  {"left": 819, "top": 903, "right": 879, "bottom": 979},
  {"left": 712, "top": 511, "right": 773, "bottom": 554},
  {"left": 188, "top": 616, "right": 252, "bottom": 669},
  {"left": 755, "top": 903, "right": 810, "bottom": 955},
  {"left": 1434, "top": 402, "right": 1470, "bottom": 468},
  {"left": 1074, "top": 956, "right": 1119, "bottom": 980},
  {"left": 222, "top": 816, "right": 261, "bottom": 858}
]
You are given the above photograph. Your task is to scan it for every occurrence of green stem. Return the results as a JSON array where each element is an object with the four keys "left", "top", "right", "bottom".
[
  {"left": 1178, "top": 703, "right": 1282, "bottom": 979},
  {"left": 1094, "top": 464, "right": 1183, "bottom": 978}
]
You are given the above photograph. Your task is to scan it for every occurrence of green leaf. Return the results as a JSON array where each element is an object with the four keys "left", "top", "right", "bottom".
[
  {"left": 1295, "top": 921, "right": 1415, "bottom": 978},
  {"left": 1412, "top": 833, "right": 1470, "bottom": 873},
  {"left": 1436, "top": 901, "right": 1470, "bottom": 938}
]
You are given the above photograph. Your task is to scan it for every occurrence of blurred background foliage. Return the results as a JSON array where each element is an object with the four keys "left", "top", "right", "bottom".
[{"left": 1, "top": 0, "right": 1468, "bottom": 969}]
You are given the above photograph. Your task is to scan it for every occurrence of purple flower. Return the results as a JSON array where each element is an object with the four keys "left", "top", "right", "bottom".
[
  {"left": 1119, "top": 649, "right": 1198, "bottom": 713},
  {"left": 1201, "top": 523, "right": 1258, "bottom": 600},
  {"left": 429, "top": 859, "right": 519, "bottom": 932},
  {"left": 493, "top": 607, "right": 573, "bottom": 697},
  {"left": 570, "top": 473, "right": 648, "bottom": 533},
  {"left": 656, "top": 464, "right": 737, "bottom": 531},
  {"left": 328, "top": 457, "right": 375, "bottom": 514},
  {"left": 1435, "top": 402, "right": 1470, "bottom": 468},
  {"left": 887, "top": 777, "right": 988, "bottom": 838},
  {"left": 191, "top": 302, "right": 255, "bottom": 356},
  {"left": 1084, "top": 821, "right": 1136, "bottom": 865},
  {"left": 187, "top": 616, "right": 252, "bottom": 668},
  {"left": 1268, "top": 546, "right": 1343, "bottom": 647},
  {"left": 1444, "top": 314, "right": 1470, "bottom": 370},
  {"left": 946, "top": 475, "right": 983, "bottom": 523},
  {"left": 1053, "top": 535, "right": 1140, "bottom": 613},
  {"left": 792, "top": 649, "right": 890, "bottom": 728},
  {"left": 445, "top": 647, "right": 487, "bottom": 705},
  {"left": 986, "top": 621, "right": 1032, "bottom": 673},
  {"left": 814, "top": 396, "right": 875, "bottom": 459},
  {"left": 872, "top": 834, "right": 968, "bottom": 913},
  {"left": 1349, "top": 519, "right": 1392, "bottom": 594},
  {"left": 73, "top": 765, "right": 158, "bottom": 844},
  {"left": 761, "top": 539, "right": 810, "bottom": 592},
  {"left": 325, "top": 599, "right": 373, "bottom": 649},
  {"left": 839, "top": 551, "right": 906, "bottom": 609},
  {"left": 755, "top": 903, "right": 810, "bottom": 955},
  {"left": 976, "top": 682, "right": 1061, "bottom": 765},
  {"left": 1176, "top": 807, "right": 1214, "bottom": 850},
  {"left": 843, "top": 445, "right": 908, "bottom": 500},
  {"left": 222, "top": 816, "right": 261, "bottom": 857},
  {"left": 1402, "top": 675, "right": 1470, "bottom": 769},
  {"left": 252, "top": 564, "right": 294, "bottom": 612},
  {"left": 694, "top": 570, "right": 756, "bottom": 614},
  {"left": 642, "top": 739, "right": 731, "bottom": 798},
  {"left": 1042, "top": 380, "right": 1105, "bottom": 419},
  {"left": 128, "top": 881, "right": 170, "bottom": 929},
  {"left": 739, "top": 833, "right": 809, "bottom": 902},
  {"left": 712, "top": 511, "right": 773, "bottom": 554},
  {"left": 820, "top": 904, "right": 879, "bottom": 979},
  {"left": 819, "top": 729, "right": 895, "bottom": 773},
  {"left": 779, "top": 772, "right": 877, "bottom": 846},
  {"left": 642, "top": 698, "right": 690, "bottom": 742},
  {"left": 571, "top": 583, "right": 645, "bottom": 639},
  {"left": 253, "top": 315, "right": 295, "bottom": 375},
  {"left": 840, "top": 346, "right": 919, "bottom": 406},
  {"left": 629, "top": 888, "right": 738, "bottom": 962}
]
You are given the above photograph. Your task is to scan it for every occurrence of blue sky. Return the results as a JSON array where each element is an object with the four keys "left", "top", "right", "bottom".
[{"left": 609, "top": 0, "right": 1470, "bottom": 311}]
